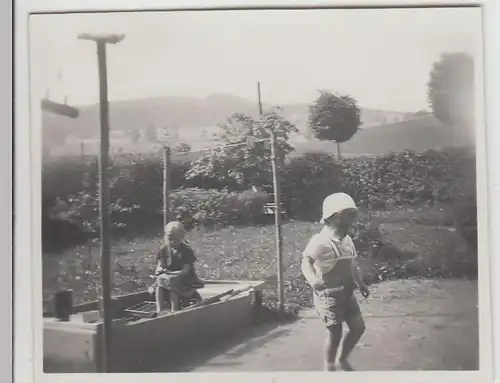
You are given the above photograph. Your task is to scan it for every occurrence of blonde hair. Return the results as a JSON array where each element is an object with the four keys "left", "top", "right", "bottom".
[
  {"left": 157, "top": 221, "right": 186, "bottom": 263},
  {"left": 164, "top": 221, "right": 186, "bottom": 240}
]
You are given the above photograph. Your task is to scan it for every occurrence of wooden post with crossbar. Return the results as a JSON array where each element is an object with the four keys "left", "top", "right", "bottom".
[{"left": 78, "top": 32, "right": 124, "bottom": 373}]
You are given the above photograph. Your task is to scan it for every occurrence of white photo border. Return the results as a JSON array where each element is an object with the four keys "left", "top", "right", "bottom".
[
  {"left": 1, "top": 1, "right": 13, "bottom": 383},
  {"left": 13, "top": 1, "right": 497, "bottom": 383}
]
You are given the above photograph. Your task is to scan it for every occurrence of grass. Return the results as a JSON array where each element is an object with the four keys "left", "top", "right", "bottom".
[{"left": 43, "top": 203, "right": 473, "bottom": 315}]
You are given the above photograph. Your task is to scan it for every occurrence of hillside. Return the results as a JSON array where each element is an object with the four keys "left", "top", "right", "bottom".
[
  {"left": 43, "top": 94, "right": 470, "bottom": 159},
  {"left": 293, "top": 115, "right": 473, "bottom": 157},
  {"left": 46, "top": 113, "right": 473, "bottom": 161},
  {"left": 42, "top": 94, "right": 411, "bottom": 141}
]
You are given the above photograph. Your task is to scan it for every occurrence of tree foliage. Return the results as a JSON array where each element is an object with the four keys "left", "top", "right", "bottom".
[
  {"left": 308, "top": 90, "right": 361, "bottom": 144},
  {"left": 427, "top": 53, "right": 474, "bottom": 128},
  {"left": 144, "top": 125, "right": 158, "bottom": 143},
  {"left": 129, "top": 129, "right": 141, "bottom": 144},
  {"left": 58, "top": 159, "right": 141, "bottom": 265},
  {"left": 186, "top": 112, "right": 298, "bottom": 187},
  {"left": 162, "top": 126, "right": 180, "bottom": 146},
  {"left": 414, "top": 109, "right": 431, "bottom": 118},
  {"left": 174, "top": 142, "right": 191, "bottom": 153},
  {"left": 45, "top": 124, "right": 68, "bottom": 146}
]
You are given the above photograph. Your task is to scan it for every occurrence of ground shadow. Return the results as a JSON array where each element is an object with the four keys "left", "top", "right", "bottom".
[{"left": 144, "top": 319, "right": 293, "bottom": 373}]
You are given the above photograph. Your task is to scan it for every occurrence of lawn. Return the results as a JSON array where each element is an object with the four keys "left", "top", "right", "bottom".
[{"left": 43, "top": 203, "right": 471, "bottom": 313}]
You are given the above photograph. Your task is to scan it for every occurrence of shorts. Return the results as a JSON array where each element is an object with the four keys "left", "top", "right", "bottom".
[
  {"left": 313, "top": 286, "right": 361, "bottom": 329},
  {"left": 155, "top": 274, "right": 197, "bottom": 298}
]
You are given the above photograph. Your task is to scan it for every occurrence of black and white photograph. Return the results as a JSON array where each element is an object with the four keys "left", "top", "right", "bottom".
[{"left": 29, "top": 4, "right": 491, "bottom": 376}]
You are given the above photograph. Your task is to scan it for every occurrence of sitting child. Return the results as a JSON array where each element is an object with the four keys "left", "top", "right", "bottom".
[{"left": 153, "top": 221, "right": 203, "bottom": 314}]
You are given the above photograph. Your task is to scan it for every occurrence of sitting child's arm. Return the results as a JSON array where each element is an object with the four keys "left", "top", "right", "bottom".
[
  {"left": 155, "top": 249, "right": 166, "bottom": 275},
  {"left": 165, "top": 263, "right": 192, "bottom": 277},
  {"left": 165, "top": 244, "right": 196, "bottom": 277}
]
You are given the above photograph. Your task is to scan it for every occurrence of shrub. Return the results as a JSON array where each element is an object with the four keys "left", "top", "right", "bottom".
[
  {"left": 42, "top": 148, "right": 476, "bottom": 250},
  {"left": 339, "top": 149, "right": 474, "bottom": 207},
  {"left": 171, "top": 188, "right": 269, "bottom": 229},
  {"left": 282, "top": 152, "right": 343, "bottom": 221}
]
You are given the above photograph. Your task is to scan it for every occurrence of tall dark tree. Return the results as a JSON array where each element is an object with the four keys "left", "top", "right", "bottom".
[
  {"left": 308, "top": 90, "right": 361, "bottom": 158},
  {"left": 427, "top": 53, "right": 474, "bottom": 140}
]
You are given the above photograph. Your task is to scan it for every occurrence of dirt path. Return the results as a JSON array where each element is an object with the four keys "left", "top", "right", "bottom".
[{"left": 165, "top": 279, "right": 478, "bottom": 372}]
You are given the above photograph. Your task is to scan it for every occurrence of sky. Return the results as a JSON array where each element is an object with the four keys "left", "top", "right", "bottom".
[{"left": 30, "top": 7, "right": 482, "bottom": 112}]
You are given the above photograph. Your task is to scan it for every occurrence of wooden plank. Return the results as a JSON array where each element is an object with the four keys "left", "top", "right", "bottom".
[{"left": 41, "top": 99, "right": 79, "bottom": 118}]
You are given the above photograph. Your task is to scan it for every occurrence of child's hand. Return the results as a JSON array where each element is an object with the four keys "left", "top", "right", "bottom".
[
  {"left": 359, "top": 284, "right": 370, "bottom": 298},
  {"left": 311, "top": 277, "right": 325, "bottom": 291}
]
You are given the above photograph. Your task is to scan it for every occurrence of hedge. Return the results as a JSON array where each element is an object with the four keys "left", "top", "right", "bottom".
[
  {"left": 42, "top": 148, "right": 476, "bottom": 251},
  {"left": 340, "top": 149, "right": 476, "bottom": 208}
]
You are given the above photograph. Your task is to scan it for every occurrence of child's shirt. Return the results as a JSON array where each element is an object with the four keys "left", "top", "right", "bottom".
[
  {"left": 156, "top": 242, "right": 196, "bottom": 274},
  {"left": 302, "top": 226, "right": 357, "bottom": 290}
]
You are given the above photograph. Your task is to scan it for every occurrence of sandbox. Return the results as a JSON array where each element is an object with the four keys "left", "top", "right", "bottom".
[{"left": 44, "top": 280, "right": 265, "bottom": 373}]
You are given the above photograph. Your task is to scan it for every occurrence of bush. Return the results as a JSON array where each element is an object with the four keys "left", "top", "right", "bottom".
[
  {"left": 171, "top": 188, "right": 269, "bottom": 229},
  {"left": 42, "top": 148, "right": 476, "bottom": 250},
  {"left": 280, "top": 148, "right": 474, "bottom": 220},
  {"left": 282, "top": 152, "right": 343, "bottom": 221},
  {"left": 339, "top": 149, "right": 474, "bottom": 207}
]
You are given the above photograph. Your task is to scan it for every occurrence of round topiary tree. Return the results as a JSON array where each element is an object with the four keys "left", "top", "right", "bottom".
[{"left": 308, "top": 90, "right": 362, "bottom": 158}]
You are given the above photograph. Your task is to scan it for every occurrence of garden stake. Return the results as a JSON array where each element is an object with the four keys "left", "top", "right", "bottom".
[
  {"left": 270, "top": 129, "right": 285, "bottom": 315},
  {"left": 258, "top": 82, "right": 285, "bottom": 315},
  {"left": 163, "top": 146, "right": 171, "bottom": 229}
]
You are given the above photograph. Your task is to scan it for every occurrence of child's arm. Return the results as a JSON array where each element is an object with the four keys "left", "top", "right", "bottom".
[
  {"left": 349, "top": 236, "right": 369, "bottom": 297},
  {"left": 301, "top": 236, "right": 324, "bottom": 290},
  {"left": 351, "top": 259, "right": 369, "bottom": 297},
  {"left": 166, "top": 245, "right": 196, "bottom": 277},
  {"left": 301, "top": 257, "right": 322, "bottom": 288},
  {"left": 351, "top": 260, "right": 364, "bottom": 287},
  {"left": 165, "top": 264, "right": 192, "bottom": 277}
]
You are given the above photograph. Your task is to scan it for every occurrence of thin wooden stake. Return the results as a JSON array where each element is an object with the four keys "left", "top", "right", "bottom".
[
  {"left": 80, "top": 142, "right": 85, "bottom": 162},
  {"left": 270, "top": 130, "right": 284, "bottom": 315},
  {"left": 259, "top": 82, "right": 284, "bottom": 315},
  {"left": 257, "top": 82, "right": 263, "bottom": 116},
  {"left": 163, "top": 146, "right": 171, "bottom": 229}
]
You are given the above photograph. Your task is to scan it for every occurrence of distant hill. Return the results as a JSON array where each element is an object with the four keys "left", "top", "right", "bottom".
[
  {"left": 42, "top": 94, "right": 412, "bottom": 142},
  {"left": 293, "top": 115, "right": 473, "bottom": 157},
  {"left": 44, "top": 94, "right": 472, "bottom": 160}
]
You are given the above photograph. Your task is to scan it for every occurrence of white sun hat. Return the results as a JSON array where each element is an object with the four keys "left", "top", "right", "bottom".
[{"left": 320, "top": 193, "right": 357, "bottom": 224}]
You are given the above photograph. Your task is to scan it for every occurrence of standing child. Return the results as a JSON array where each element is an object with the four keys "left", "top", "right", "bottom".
[{"left": 301, "top": 193, "right": 369, "bottom": 371}]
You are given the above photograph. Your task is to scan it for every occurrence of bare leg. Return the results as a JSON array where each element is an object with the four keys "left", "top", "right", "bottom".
[
  {"left": 339, "top": 314, "right": 365, "bottom": 371},
  {"left": 155, "top": 286, "right": 165, "bottom": 313},
  {"left": 170, "top": 291, "right": 180, "bottom": 311},
  {"left": 324, "top": 324, "right": 343, "bottom": 371}
]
